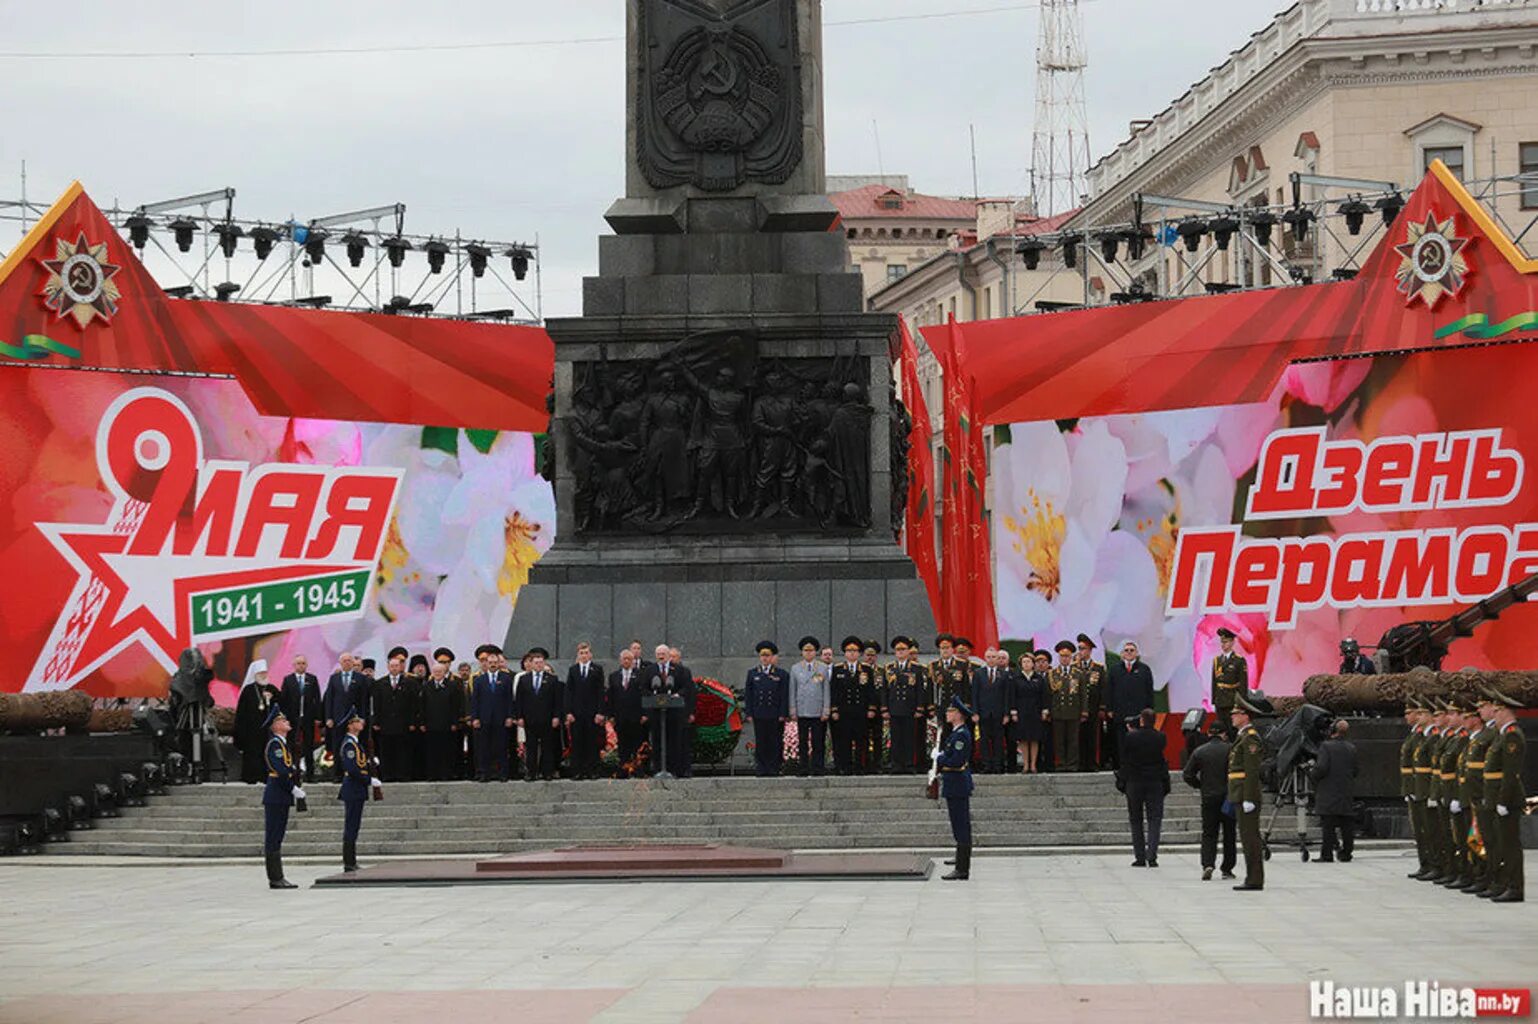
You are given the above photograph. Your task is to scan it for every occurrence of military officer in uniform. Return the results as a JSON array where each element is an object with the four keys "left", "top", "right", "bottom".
[
  {"left": 1400, "top": 699, "right": 1431, "bottom": 879},
  {"left": 745, "top": 641, "right": 790, "bottom": 777},
  {"left": 1073, "top": 634, "right": 1106, "bottom": 771},
  {"left": 1453, "top": 700, "right": 1493, "bottom": 894},
  {"left": 1481, "top": 686, "right": 1526, "bottom": 903},
  {"left": 830, "top": 636, "right": 875, "bottom": 775},
  {"left": 884, "top": 637, "right": 928, "bottom": 774},
  {"left": 1418, "top": 701, "right": 1451, "bottom": 883},
  {"left": 1211, "top": 627, "right": 1247, "bottom": 730},
  {"left": 337, "top": 706, "right": 373, "bottom": 873},
  {"left": 929, "top": 635, "right": 969, "bottom": 744},
  {"left": 1048, "top": 641, "right": 1083, "bottom": 771},
  {"left": 1228, "top": 690, "right": 1271, "bottom": 891},
  {"left": 861, "top": 640, "right": 885, "bottom": 771},
  {"left": 261, "top": 704, "right": 302, "bottom": 890},
  {"left": 936, "top": 696, "right": 976, "bottom": 881},
  {"left": 1435, "top": 700, "right": 1473, "bottom": 887}
]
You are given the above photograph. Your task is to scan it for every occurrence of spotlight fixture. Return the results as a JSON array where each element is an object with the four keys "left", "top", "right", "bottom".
[
  {"left": 164, "top": 752, "right": 190, "bottom": 786},
  {"left": 118, "top": 772, "right": 146, "bottom": 808},
  {"left": 382, "top": 236, "right": 412, "bottom": 269},
  {"left": 1015, "top": 236, "right": 1047, "bottom": 271},
  {"left": 506, "top": 245, "right": 531, "bottom": 281},
  {"left": 1098, "top": 232, "right": 1120, "bottom": 263},
  {"left": 124, "top": 212, "right": 153, "bottom": 250},
  {"left": 1035, "top": 300, "right": 1084, "bottom": 312},
  {"left": 214, "top": 282, "right": 241, "bottom": 302},
  {"left": 67, "top": 794, "right": 91, "bottom": 829},
  {"left": 91, "top": 782, "right": 119, "bottom": 818},
  {"left": 165, "top": 285, "right": 196, "bottom": 299},
  {"left": 1282, "top": 206, "right": 1315, "bottom": 243},
  {"left": 465, "top": 242, "right": 492, "bottom": 279},
  {"left": 1208, "top": 212, "right": 1238, "bottom": 251},
  {"left": 41, "top": 807, "right": 69, "bottom": 842},
  {"left": 1124, "top": 226, "right": 1154, "bottom": 261},
  {"left": 303, "top": 228, "right": 328, "bottom": 265},
  {"left": 341, "top": 231, "right": 369, "bottom": 268},
  {"left": 250, "top": 225, "right": 279, "bottom": 261},
  {"left": 1338, "top": 196, "right": 1370, "bottom": 236},
  {"left": 1176, "top": 218, "right": 1207, "bottom": 254},
  {"left": 142, "top": 762, "right": 166, "bottom": 796},
  {"left": 425, "top": 239, "right": 450, "bottom": 274},
  {"left": 1331, "top": 267, "right": 1359, "bottom": 281},
  {"left": 293, "top": 295, "right": 332, "bottom": 309},
  {"left": 1249, "top": 210, "right": 1277, "bottom": 248},
  {"left": 409, "top": 302, "right": 435, "bottom": 315},
  {"left": 213, "top": 222, "right": 242, "bottom": 259},
  {"left": 385, "top": 294, "right": 413, "bottom": 314},
  {"left": 1376, "top": 191, "right": 1406, "bottom": 227},
  {"left": 1204, "top": 282, "right": 1242, "bottom": 295},
  {"left": 1061, "top": 235, "right": 1079, "bottom": 270},
  {"left": 168, "top": 217, "right": 197, "bottom": 253}
]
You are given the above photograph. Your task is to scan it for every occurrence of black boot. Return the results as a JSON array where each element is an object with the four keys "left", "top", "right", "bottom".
[
  {"left": 942, "top": 845, "right": 971, "bottom": 881},
  {"left": 343, "top": 840, "right": 359, "bottom": 873},
  {"left": 266, "top": 851, "right": 297, "bottom": 890}
]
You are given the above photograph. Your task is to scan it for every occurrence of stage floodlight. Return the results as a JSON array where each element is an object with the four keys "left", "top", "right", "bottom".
[
  {"left": 302, "top": 228, "right": 328, "bottom": 266},
  {"left": 409, "top": 302, "right": 435, "bottom": 315},
  {"left": 1338, "top": 196, "right": 1370, "bottom": 236},
  {"left": 1282, "top": 206, "right": 1315, "bottom": 243},
  {"left": 293, "top": 295, "right": 332, "bottom": 309},
  {"left": 125, "top": 213, "right": 153, "bottom": 250},
  {"left": 66, "top": 794, "right": 91, "bottom": 829},
  {"left": 1125, "top": 226, "right": 1154, "bottom": 261},
  {"left": 91, "top": 782, "right": 119, "bottom": 818},
  {"left": 1376, "top": 192, "right": 1406, "bottom": 227},
  {"left": 1061, "top": 236, "right": 1078, "bottom": 269},
  {"left": 382, "top": 236, "right": 412, "bottom": 269},
  {"left": 1249, "top": 210, "right": 1277, "bottom": 248},
  {"left": 1208, "top": 213, "right": 1238, "bottom": 251},
  {"left": 1331, "top": 267, "right": 1359, "bottom": 281},
  {"left": 165, "top": 285, "right": 196, "bottom": 299},
  {"left": 465, "top": 243, "right": 491, "bottom": 279},
  {"left": 1098, "top": 232, "right": 1119, "bottom": 263},
  {"left": 1015, "top": 236, "right": 1047, "bottom": 271},
  {"left": 425, "top": 239, "right": 450, "bottom": 275},
  {"left": 385, "top": 295, "right": 412, "bottom": 314},
  {"left": 117, "top": 772, "right": 146, "bottom": 808},
  {"left": 214, "top": 282, "right": 241, "bottom": 302},
  {"left": 250, "top": 225, "right": 279, "bottom": 261},
  {"left": 1177, "top": 218, "right": 1207, "bottom": 254},
  {"left": 168, "top": 218, "right": 197, "bottom": 253},
  {"left": 214, "top": 222, "right": 242, "bottom": 258},
  {"left": 506, "top": 245, "right": 531, "bottom": 281},
  {"left": 342, "top": 231, "right": 369, "bottom": 268},
  {"left": 41, "top": 807, "right": 68, "bottom": 842},
  {"left": 142, "top": 762, "right": 167, "bottom": 796}
]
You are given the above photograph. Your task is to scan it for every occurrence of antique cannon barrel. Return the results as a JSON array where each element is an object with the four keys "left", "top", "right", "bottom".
[
  {"left": 1303, "top": 669, "right": 1538, "bottom": 714},
  {"left": 0, "top": 691, "right": 94, "bottom": 733}
]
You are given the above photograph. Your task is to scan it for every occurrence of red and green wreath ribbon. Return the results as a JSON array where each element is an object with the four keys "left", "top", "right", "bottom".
[{"left": 691, "top": 677, "right": 743, "bottom": 765}]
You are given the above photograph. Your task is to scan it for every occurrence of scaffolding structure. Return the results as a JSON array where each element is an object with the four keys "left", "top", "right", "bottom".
[
  {"left": 1030, "top": 0, "right": 1092, "bottom": 219},
  {"left": 0, "top": 188, "right": 543, "bottom": 324}
]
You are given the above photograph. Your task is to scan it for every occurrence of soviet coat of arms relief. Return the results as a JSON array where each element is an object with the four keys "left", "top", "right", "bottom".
[{"left": 636, "top": 0, "right": 804, "bottom": 193}]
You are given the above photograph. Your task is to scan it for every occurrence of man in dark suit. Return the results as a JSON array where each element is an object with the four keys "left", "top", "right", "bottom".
[
  {"left": 607, "top": 649, "right": 649, "bottom": 776},
  {"left": 1182, "top": 720, "right": 1236, "bottom": 880},
  {"left": 1106, "top": 640, "right": 1155, "bottom": 772},
  {"left": 645, "top": 644, "right": 695, "bottom": 777},
  {"left": 471, "top": 645, "right": 514, "bottom": 781},
  {"left": 1311, "top": 718, "right": 1360, "bottom": 863},
  {"left": 1118, "top": 708, "right": 1170, "bottom": 867},
  {"left": 371, "top": 649, "right": 419, "bottom": 782},
  {"left": 279, "top": 655, "right": 323, "bottom": 781},
  {"left": 564, "top": 642, "right": 607, "bottom": 780},
  {"left": 516, "top": 647, "right": 563, "bottom": 780},
  {"left": 971, "top": 649, "right": 1012, "bottom": 774},
  {"left": 419, "top": 656, "right": 465, "bottom": 781},
  {"left": 323, "top": 652, "right": 364, "bottom": 768}
]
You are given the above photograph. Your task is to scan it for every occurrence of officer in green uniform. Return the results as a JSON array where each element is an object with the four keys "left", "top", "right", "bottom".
[
  {"left": 1401, "top": 699, "right": 1430, "bottom": 879},
  {"left": 1228, "top": 689, "right": 1272, "bottom": 891},
  {"left": 1210, "top": 627, "right": 1247, "bottom": 730},
  {"left": 1480, "top": 685, "right": 1526, "bottom": 903},
  {"left": 1435, "top": 701, "right": 1472, "bottom": 888},
  {"left": 1073, "top": 634, "right": 1105, "bottom": 772},
  {"left": 1047, "top": 640, "right": 1082, "bottom": 771},
  {"left": 1420, "top": 701, "right": 1453, "bottom": 883},
  {"left": 929, "top": 634, "right": 969, "bottom": 743},
  {"left": 1455, "top": 700, "right": 1494, "bottom": 894},
  {"left": 861, "top": 641, "right": 885, "bottom": 772},
  {"left": 883, "top": 637, "right": 929, "bottom": 774}
]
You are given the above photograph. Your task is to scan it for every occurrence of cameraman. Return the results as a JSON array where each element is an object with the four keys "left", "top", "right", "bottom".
[
  {"left": 1338, "top": 638, "right": 1374, "bottom": 675},
  {"left": 1310, "top": 719, "right": 1359, "bottom": 863}
]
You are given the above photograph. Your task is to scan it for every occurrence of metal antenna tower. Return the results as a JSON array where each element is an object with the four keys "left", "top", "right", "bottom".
[{"left": 1030, "top": 0, "right": 1091, "bottom": 217}]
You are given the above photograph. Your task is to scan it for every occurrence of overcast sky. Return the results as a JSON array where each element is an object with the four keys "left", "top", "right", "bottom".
[{"left": 1, "top": 0, "right": 1285, "bottom": 318}]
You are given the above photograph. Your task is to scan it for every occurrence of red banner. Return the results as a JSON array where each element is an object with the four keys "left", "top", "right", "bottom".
[{"left": 897, "top": 319, "right": 941, "bottom": 621}]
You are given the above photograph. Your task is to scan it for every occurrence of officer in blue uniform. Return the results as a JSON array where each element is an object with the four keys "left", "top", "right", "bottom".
[
  {"left": 745, "top": 641, "right": 790, "bottom": 777},
  {"left": 261, "top": 704, "right": 302, "bottom": 889},
  {"left": 337, "top": 706, "right": 372, "bottom": 873},
  {"left": 936, "top": 695, "right": 975, "bottom": 881}
]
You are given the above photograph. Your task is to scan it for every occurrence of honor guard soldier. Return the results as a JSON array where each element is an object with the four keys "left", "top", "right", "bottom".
[
  {"left": 1211, "top": 627, "right": 1247, "bottom": 729},
  {"left": 1454, "top": 700, "right": 1493, "bottom": 894},
  {"left": 1048, "top": 641, "right": 1083, "bottom": 771},
  {"left": 1480, "top": 686, "right": 1526, "bottom": 902},
  {"left": 830, "top": 636, "right": 875, "bottom": 775},
  {"left": 884, "top": 637, "right": 929, "bottom": 774},
  {"left": 1436, "top": 701, "right": 1473, "bottom": 888},
  {"left": 1073, "top": 634, "right": 1106, "bottom": 771},
  {"left": 261, "top": 704, "right": 302, "bottom": 890},
  {"left": 929, "top": 635, "right": 969, "bottom": 742},
  {"left": 1401, "top": 699, "right": 1432, "bottom": 879},
  {"left": 745, "top": 641, "right": 790, "bottom": 777},
  {"left": 1228, "top": 690, "right": 1272, "bottom": 891},
  {"left": 861, "top": 640, "right": 885, "bottom": 771},
  {"left": 936, "top": 695, "right": 976, "bottom": 881},
  {"left": 337, "top": 707, "right": 373, "bottom": 873},
  {"left": 1418, "top": 701, "right": 1452, "bottom": 883}
]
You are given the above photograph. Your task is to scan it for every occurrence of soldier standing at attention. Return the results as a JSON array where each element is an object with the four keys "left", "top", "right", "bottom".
[
  {"left": 1435, "top": 701, "right": 1473, "bottom": 888},
  {"left": 884, "top": 637, "right": 927, "bottom": 774},
  {"left": 1481, "top": 686, "right": 1526, "bottom": 903},
  {"left": 1453, "top": 701, "right": 1492, "bottom": 894},
  {"left": 929, "top": 635, "right": 969, "bottom": 744},
  {"left": 1228, "top": 690, "right": 1271, "bottom": 891},
  {"left": 1211, "top": 627, "right": 1247, "bottom": 730},
  {"left": 337, "top": 707, "right": 373, "bottom": 873},
  {"left": 745, "top": 642, "right": 790, "bottom": 777},
  {"left": 861, "top": 640, "right": 885, "bottom": 772},
  {"left": 789, "top": 636, "right": 832, "bottom": 775},
  {"left": 936, "top": 696, "right": 976, "bottom": 882},
  {"left": 261, "top": 705, "right": 302, "bottom": 890},
  {"left": 1073, "top": 634, "right": 1106, "bottom": 771},
  {"left": 1401, "top": 700, "right": 1432, "bottom": 880},
  {"left": 1418, "top": 702, "right": 1451, "bottom": 883},
  {"left": 1048, "top": 641, "right": 1082, "bottom": 771},
  {"left": 830, "top": 636, "right": 869, "bottom": 775}
]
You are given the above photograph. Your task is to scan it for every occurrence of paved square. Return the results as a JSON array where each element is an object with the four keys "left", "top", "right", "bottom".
[{"left": 0, "top": 850, "right": 1531, "bottom": 1023}]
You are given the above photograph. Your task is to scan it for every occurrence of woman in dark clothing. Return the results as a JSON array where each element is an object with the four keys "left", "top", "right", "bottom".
[
  {"left": 1011, "top": 653, "right": 1046, "bottom": 773},
  {"left": 234, "top": 660, "right": 281, "bottom": 784}
]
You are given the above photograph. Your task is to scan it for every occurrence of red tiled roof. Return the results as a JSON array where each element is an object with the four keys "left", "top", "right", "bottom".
[
  {"left": 829, "top": 184, "right": 978, "bottom": 220},
  {"left": 1013, "top": 208, "right": 1079, "bottom": 236}
]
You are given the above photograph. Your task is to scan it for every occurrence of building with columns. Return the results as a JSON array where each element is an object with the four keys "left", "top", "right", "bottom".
[{"left": 829, "top": 177, "right": 981, "bottom": 298}]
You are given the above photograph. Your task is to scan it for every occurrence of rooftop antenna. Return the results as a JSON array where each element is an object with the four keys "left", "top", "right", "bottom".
[
  {"left": 872, "top": 119, "right": 886, "bottom": 180},
  {"left": 1031, "top": 0, "right": 1092, "bottom": 216},
  {"left": 970, "top": 124, "right": 981, "bottom": 200}
]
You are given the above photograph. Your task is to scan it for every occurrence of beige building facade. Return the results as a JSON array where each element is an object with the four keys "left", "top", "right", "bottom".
[{"left": 829, "top": 179, "right": 981, "bottom": 298}]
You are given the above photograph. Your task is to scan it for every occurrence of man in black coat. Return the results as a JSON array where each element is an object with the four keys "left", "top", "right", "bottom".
[
  {"left": 515, "top": 647, "right": 563, "bottom": 780},
  {"left": 1311, "top": 718, "right": 1360, "bottom": 862},
  {"left": 1118, "top": 708, "right": 1171, "bottom": 867},
  {"left": 371, "top": 649, "right": 419, "bottom": 781},
  {"left": 564, "top": 642, "right": 607, "bottom": 780},
  {"left": 606, "top": 649, "right": 649, "bottom": 776},
  {"left": 1182, "top": 721, "right": 1236, "bottom": 880},
  {"left": 418, "top": 657, "right": 465, "bottom": 780},
  {"left": 279, "top": 655, "right": 323, "bottom": 781},
  {"left": 971, "top": 649, "right": 1013, "bottom": 773},
  {"left": 645, "top": 645, "right": 695, "bottom": 778},
  {"left": 323, "top": 652, "right": 364, "bottom": 765},
  {"left": 1106, "top": 640, "right": 1155, "bottom": 771}
]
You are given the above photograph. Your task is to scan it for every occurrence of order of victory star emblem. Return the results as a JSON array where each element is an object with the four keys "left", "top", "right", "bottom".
[
  {"left": 39, "top": 232, "right": 122, "bottom": 329},
  {"left": 1394, "top": 211, "right": 1470, "bottom": 309}
]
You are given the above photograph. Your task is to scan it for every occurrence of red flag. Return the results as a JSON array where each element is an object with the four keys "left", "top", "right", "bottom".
[
  {"left": 929, "top": 316, "right": 999, "bottom": 649},
  {"left": 897, "top": 318, "right": 941, "bottom": 620}
]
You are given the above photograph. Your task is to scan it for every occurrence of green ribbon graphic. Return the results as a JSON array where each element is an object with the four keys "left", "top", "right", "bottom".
[
  {"left": 0, "top": 335, "right": 81, "bottom": 361},
  {"left": 1434, "top": 312, "right": 1538, "bottom": 341}
]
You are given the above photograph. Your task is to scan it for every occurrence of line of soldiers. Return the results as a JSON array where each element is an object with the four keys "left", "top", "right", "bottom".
[{"left": 1400, "top": 687, "right": 1527, "bottom": 903}]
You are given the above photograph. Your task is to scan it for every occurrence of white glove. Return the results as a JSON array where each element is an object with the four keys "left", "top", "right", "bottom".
[
  {"left": 1449, "top": 800, "right": 1462, "bottom": 814},
  {"left": 1497, "top": 804, "right": 1509, "bottom": 817},
  {"left": 1425, "top": 798, "right": 1437, "bottom": 808},
  {"left": 1242, "top": 801, "right": 1256, "bottom": 813},
  {"left": 370, "top": 776, "right": 382, "bottom": 789},
  {"left": 930, "top": 745, "right": 943, "bottom": 761},
  {"left": 293, "top": 787, "right": 307, "bottom": 801},
  {"left": 1405, "top": 795, "right": 1414, "bottom": 803}
]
